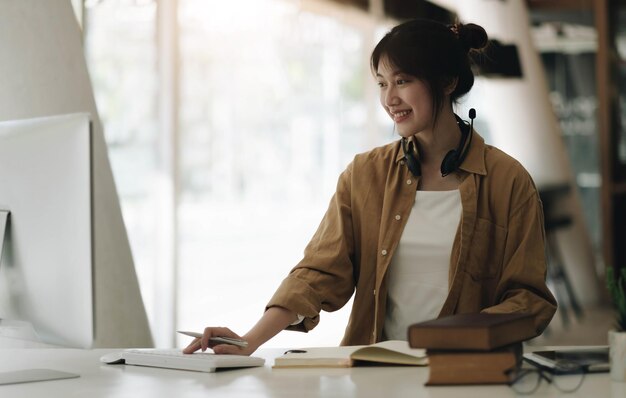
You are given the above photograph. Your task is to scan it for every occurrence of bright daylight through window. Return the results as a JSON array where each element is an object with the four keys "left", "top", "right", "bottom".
[{"left": 83, "top": 0, "right": 391, "bottom": 348}]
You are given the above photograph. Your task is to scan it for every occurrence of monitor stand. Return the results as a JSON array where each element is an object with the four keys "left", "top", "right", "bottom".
[
  {"left": 0, "top": 212, "right": 80, "bottom": 382},
  {"left": 0, "top": 319, "right": 43, "bottom": 347},
  {"left": 0, "top": 210, "right": 44, "bottom": 347}
]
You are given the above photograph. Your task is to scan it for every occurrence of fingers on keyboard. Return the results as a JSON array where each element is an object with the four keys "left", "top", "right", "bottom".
[{"left": 183, "top": 338, "right": 201, "bottom": 354}]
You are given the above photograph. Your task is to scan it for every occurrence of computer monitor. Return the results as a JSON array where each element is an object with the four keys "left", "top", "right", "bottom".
[{"left": 0, "top": 113, "right": 93, "bottom": 348}]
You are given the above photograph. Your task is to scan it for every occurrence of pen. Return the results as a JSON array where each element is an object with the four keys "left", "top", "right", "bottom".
[{"left": 177, "top": 330, "right": 249, "bottom": 348}]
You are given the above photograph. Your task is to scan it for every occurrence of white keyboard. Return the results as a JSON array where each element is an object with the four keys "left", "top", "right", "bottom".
[{"left": 121, "top": 349, "right": 265, "bottom": 373}]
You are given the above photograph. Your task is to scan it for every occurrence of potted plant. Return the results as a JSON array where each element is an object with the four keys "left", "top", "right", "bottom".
[{"left": 607, "top": 266, "right": 626, "bottom": 381}]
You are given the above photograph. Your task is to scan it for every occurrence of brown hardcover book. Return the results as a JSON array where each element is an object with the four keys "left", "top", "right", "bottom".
[
  {"left": 426, "top": 344, "right": 521, "bottom": 385},
  {"left": 408, "top": 312, "right": 536, "bottom": 351}
]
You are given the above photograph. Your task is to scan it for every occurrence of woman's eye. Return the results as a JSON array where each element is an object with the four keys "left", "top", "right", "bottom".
[
  {"left": 397, "top": 79, "right": 408, "bottom": 85},
  {"left": 377, "top": 82, "right": 387, "bottom": 88}
]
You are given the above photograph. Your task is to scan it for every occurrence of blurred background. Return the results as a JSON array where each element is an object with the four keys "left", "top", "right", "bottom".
[{"left": 68, "top": 0, "right": 625, "bottom": 348}]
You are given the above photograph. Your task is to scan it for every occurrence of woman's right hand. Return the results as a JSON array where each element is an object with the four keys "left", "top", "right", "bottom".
[
  {"left": 183, "top": 307, "right": 298, "bottom": 356},
  {"left": 182, "top": 327, "right": 258, "bottom": 356}
]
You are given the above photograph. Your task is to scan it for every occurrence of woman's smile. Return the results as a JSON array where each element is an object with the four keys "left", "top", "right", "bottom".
[{"left": 390, "top": 109, "right": 413, "bottom": 123}]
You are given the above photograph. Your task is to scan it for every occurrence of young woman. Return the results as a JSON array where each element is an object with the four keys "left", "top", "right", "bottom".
[{"left": 184, "top": 18, "right": 557, "bottom": 355}]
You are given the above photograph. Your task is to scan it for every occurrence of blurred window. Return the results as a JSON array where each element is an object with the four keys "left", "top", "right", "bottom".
[{"left": 83, "top": 0, "right": 390, "bottom": 347}]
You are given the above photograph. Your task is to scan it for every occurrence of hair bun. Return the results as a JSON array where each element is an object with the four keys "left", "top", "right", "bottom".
[{"left": 454, "top": 23, "right": 488, "bottom": 52}]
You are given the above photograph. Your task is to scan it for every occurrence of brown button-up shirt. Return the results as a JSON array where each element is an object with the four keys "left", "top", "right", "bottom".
[{"left": 267, "top": 133, "right": 557, "bottom": 346}]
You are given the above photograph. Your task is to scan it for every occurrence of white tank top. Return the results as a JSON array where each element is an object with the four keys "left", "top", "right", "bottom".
[{"left": 383, "top": 189, "right": 462, "bottom": 341}]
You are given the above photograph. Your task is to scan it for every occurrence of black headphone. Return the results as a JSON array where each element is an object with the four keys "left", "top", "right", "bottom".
[{"left": 402, "top": 108, "right": 476, "bottom": 178}]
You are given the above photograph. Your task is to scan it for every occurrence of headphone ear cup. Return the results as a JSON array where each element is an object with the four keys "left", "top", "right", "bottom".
[{"left": 441, "top": 150, "right": 458, "bottom": 176}]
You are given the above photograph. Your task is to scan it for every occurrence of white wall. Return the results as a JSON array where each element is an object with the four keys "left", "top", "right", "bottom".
[{"left": 0, "top": 0, "right": 152, "bottom": 347}]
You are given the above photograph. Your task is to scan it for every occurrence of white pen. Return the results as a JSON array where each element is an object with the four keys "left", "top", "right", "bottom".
[{"left": 177, "top": 330, "right": 249, "bottom": 348}]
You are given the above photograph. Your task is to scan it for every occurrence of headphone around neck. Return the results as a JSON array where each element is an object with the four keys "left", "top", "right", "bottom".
[{"left": 401, "top": 108, "right": 476, "bottom": 178}]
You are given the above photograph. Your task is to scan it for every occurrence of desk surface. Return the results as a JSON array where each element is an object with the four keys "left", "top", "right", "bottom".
[{"left": 0, "top": 347, "right": 623, "bottom": 398}]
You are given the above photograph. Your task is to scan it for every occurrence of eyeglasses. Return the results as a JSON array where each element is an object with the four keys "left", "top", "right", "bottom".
[{"left": 508, "top": 361, "right": 585, "bottom": 395}]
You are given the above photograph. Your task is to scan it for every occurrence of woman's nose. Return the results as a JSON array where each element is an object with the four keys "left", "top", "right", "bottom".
[{"left": 384, "top": 86, "right": 400, "bottom": 107}]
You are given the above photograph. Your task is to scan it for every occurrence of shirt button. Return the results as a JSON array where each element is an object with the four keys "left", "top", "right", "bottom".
[
  {"left": 395, "top": 215, "right": 401, "bottom": 221},
  {"left": 406, "top": 179, "right": 412, "bottom": 185},
  {"left": 381, "top": 249, "right": 388, "bottom": 256},
  {"left": 400, "top": 160, "right": 405, "bottom": 165}
]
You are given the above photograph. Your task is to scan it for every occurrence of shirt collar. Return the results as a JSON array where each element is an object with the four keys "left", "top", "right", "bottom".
[{"left": 394, "top": 130, "right": 487, "bottom": 176}]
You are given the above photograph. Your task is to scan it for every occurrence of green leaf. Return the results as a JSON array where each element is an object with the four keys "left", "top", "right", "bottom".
[{"left": 607, "top": 267, "right": 626, "bottom": 331}]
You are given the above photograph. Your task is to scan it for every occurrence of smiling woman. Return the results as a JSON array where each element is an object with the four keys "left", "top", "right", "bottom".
[
  {"left": 185, "top": 18, "right": 557, "bottom": 356},
  {"left": 81, "top": 0, "right": 557, "bottom": 353}
]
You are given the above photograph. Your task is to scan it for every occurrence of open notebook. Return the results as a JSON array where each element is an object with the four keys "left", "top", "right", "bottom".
[
  {"left": 100, "top": 349, "right": 265, "bottom": 373},
  {"left": 273, "top": 340, "right": 427, "bottom": 368}
]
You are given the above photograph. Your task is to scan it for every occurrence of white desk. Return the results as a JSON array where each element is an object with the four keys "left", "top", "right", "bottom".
[{"left": 0, "top": 347, "right": 623, "bottom": 398}]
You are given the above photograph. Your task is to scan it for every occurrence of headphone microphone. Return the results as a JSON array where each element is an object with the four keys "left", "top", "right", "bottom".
[{"left": 402, "top": 108, "right": 475, "bottom": 178}]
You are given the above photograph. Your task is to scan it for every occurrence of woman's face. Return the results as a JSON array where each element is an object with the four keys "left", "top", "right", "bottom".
[{"left": 376, "top": 58, "right": 434, "bottom": 138}]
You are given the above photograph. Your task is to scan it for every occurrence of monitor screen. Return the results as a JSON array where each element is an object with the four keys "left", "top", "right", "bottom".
[{"left": 0, "top": 113, "right": 93, "bottom": 348}]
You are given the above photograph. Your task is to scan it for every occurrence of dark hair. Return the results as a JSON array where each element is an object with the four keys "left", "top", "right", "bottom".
[{"left": 371, "top": 19, "right": 488, "bottom": 124}]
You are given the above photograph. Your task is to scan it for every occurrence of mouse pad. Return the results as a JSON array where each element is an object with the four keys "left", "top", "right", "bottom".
[{"left": 0, "top": 369, "right": 79, "bottom": 385}]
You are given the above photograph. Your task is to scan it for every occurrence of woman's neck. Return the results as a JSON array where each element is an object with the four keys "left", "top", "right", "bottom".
[{"left": 413, "top": 110, "right": 461, "bottom": 166}]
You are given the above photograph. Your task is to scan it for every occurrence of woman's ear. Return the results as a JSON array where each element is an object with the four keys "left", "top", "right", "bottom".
[{"left": 444, "top": 77, "right": 458, "bottom": 95}]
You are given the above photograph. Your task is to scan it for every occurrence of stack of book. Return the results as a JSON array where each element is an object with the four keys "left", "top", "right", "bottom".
[{"left": 408, "top": 312, "right": 536, "bottom": 385}]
